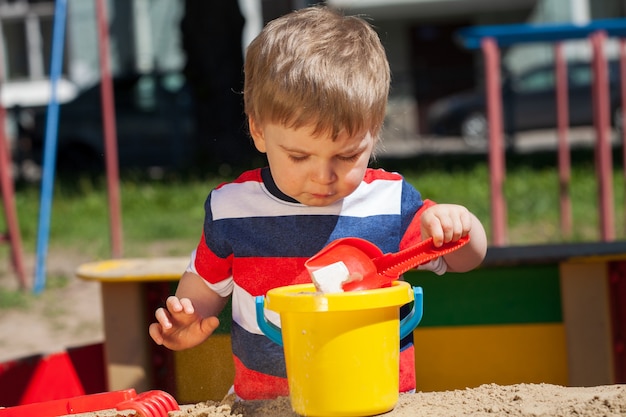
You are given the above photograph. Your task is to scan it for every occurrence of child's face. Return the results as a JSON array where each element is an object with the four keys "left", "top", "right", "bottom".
[{"left": 249, "top": 119, "right": 375, "bottom": 207}]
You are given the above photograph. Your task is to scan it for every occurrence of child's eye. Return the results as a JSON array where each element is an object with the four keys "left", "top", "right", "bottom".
[
  {"left": 288, "top": 154, "right": 308, "bottom": 162},
  {"left": 337, "top": 153, "right": 360, "bottom": 162}
]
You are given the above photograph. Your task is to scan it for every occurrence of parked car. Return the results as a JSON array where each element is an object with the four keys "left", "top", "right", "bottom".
[
  {"left": 20, "top": 71, "right": 196, "bottom": 173},
  {"left": 427, "top": 60, "right": 622, "bottom": 148}
]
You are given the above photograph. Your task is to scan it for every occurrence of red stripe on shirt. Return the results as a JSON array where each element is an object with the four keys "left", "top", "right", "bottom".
[
  {"left": 399, "top": 345, "right": 416, "bottom": 392},
  {"left": 363, "top": 168, "right": 401, "bottom": 183},
  {"left": 234, "top": 257, "right": 311, "bottom": 296},
  {"left": 233, "top": 355, "right": 289, "bottom": 400},
  {"left": 194, "top": 231, "right": 233, "bottom": 283}
]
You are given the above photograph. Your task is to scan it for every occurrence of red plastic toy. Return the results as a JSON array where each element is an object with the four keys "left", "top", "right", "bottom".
[{"left": 0, "top": 388, "right": 179, "bottom": 417}]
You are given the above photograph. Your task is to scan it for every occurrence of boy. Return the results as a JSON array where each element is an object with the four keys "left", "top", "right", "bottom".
[{"left": 149, "top": 5, "right": 488, "bottom": 400}]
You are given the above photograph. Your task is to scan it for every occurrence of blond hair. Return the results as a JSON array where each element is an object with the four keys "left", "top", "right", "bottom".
[{"left": 244, "top": 6, "right": 390, "bottom": 140}]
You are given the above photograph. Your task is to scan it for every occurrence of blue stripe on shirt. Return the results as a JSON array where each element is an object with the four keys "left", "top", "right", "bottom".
[
  {"left": 209, "top": 214, "right": 403, "bottom": 258},
  {"left": 231, "top": 321, "right": 287, "bottom": 378}
]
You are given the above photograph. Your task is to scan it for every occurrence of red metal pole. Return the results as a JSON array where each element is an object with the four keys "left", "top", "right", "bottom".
[
  {"left": 554, "top": 42, "right": 572, "bottom": 238},
  {"left": 620, "top": 38, "right": 626, "bottom": 236},
  {"left": 590, "top": 30, "right": 615, "bottom": 242},
  {"left": 482, "top": 37, "right": 507, "bottom": 246},
  {"left": 96, "top": 0, "right": 123, "bottom": 258},
  {"left": 0, "top": 38, "right": 27, "bottom": 289},
  {"left": 0, "top": 109, "right": 27, "bottom": 289}
]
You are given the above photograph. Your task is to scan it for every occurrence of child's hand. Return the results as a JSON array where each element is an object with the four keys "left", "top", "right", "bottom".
[
  {"left": 420, "top": 203, "right": 473, "bottom": 247},
  {"left": 149, "top": 295, "right": 220, "bottom": 351}
]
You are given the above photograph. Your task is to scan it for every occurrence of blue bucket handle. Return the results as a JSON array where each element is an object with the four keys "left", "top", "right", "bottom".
[
  {"left": 256, "top": 286, "right": 423, "bottom": 347},
  {"left": 400, "top": 286, "right": 423, "bottom": 340},
  {"left": 255, "top": 295, "right": 284, "bottom": 345}
]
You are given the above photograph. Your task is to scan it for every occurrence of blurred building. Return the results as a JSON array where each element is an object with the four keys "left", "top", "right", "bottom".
[
  {"left": 328, "top": 0, "right": 624, "bottom": 136},
  {"left": 0, "top": 0, "right": 623, "bottom": 142}
]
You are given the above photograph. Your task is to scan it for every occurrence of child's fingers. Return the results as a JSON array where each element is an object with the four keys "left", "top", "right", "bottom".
[
  {"left": 179, "top": 297, "right": 196, "bottom": 314},
  {"left": 148, "top": 322, "right": 164, "bottom": 345},
  {"left": 437, "top": 215, "right": 456, "bottom": 244},
  {"left": 422, "top": 204, "right": 474, "bottom": 245},
  {"left": 200, "top": 316, "right": 220, "bottom": 337},
  {"left": 445, "top": 215, "right": 467, "bottom": 242},
  {"left": 164, "top": 296, "right": 195, "bottom": 316},
  {"left": 165, "top": 296, "right": 184, "bottom": 313},
  {"left": 458, "top": 208, "right": 473, "bottom": 234},
  {"left": 150, "top": 296, "right": 210, "bottom": 350},
  {"left": 421, "top": 212, "right": 443, "bottom": 246},
  {"left": 154, "top": 307, "right": 173, "bottom": 329}
]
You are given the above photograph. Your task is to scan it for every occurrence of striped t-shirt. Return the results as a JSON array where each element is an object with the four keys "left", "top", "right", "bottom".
[{"left": 187, "top": 167, "right": 444, "bottom": 399}]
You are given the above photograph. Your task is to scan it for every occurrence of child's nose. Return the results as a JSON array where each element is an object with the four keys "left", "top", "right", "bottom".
[{"left": 312, "top": 161, "right": 337, "bottom": 184}]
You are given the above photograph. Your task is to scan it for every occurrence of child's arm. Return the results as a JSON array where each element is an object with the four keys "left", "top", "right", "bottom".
[
  {"left": 420, "top": 203, "right": 488, "bottom": 273},
  {"left": 149, "top": 271, "right": 229, "bottom": 351}
]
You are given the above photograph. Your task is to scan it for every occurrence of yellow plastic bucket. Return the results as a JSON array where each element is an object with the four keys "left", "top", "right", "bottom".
[{"left": 256, "top": 281, "right": 423, "bottom": 417}]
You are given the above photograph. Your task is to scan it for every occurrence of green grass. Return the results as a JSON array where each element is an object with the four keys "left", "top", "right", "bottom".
[
  {"left": 0, "top": 285, "right": 30, "bottom": 308},
  {"left": 406, "top": 162, "right": 624, "bottom": 244},
  {"left": 7, "top": 172, "right": 224, "bottom": 259},
  {"left": 377, "top": 146, "right": 626, "bottom": 244},
  {"left": 2, "top": 146, "right": 626, "bottom": 265}
]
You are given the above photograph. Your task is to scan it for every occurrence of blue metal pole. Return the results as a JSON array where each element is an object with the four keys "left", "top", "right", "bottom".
[{"left": 33, "top": 0, "right": 67, "bottom": 294}]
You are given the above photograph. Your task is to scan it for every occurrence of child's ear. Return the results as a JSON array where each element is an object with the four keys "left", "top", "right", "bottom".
[{"left": 248, "top": 117, "right": 267, "bottom": 153}]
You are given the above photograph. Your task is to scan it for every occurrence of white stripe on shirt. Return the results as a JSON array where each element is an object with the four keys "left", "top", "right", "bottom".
[{"left": 211, "top": 178, "right": 403, "bottom": 220}]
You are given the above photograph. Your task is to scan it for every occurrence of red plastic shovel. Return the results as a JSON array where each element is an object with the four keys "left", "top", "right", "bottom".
[
  {"left": 305, "top": 235, "right": 470, "bottom": 292},
  {"left": 0, "top": 389, "right": 179, "bottom": 417}
]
